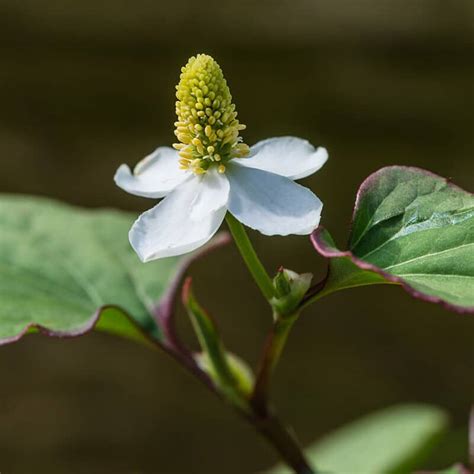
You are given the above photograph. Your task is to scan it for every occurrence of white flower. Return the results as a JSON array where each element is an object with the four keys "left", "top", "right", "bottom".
[
  {"left": 115, "top": 136, "right": 328, "bottom": 262},
  {"left": 114, "top": 54, "right": 328, "bottom": 262}
]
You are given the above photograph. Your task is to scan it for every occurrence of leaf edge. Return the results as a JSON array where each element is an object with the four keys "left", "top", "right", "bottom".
[
  {"left": 311, "top": 225, "right": 474, "bottom": 314},
  {"left": 0, "top": 304, "right": 157, "bottom": 347}
]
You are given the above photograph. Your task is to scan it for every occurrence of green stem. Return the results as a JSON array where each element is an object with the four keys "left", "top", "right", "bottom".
[
  {"left": 224, "top": 215, "right": 313, "bottom": 472},
  {"left": 225, "top": 214, "right": 275, "bottom": 301},
  {"left": 251, "top": 312, "right": 299, "bottom": 414}
]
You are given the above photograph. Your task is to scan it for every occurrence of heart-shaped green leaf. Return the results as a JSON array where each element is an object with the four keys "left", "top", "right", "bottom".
[
  {"left": 310, "top": 166, "right": 474, "bottom": 313},
  {"left": 0, "top": 195, "right": 227, "bottom": 346},
  {"left": 271, "top": 404, "right": 448, "bottom": 473}
]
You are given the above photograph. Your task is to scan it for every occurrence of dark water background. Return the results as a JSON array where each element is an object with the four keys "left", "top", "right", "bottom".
[{"left": 0, "top": 1, "right": 473, "bottom": 472}]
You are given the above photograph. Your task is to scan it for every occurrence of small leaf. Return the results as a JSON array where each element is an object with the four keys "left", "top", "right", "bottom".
[
  {"left": 270, "top": 404, "right": 449, "bottom": 474},
  {"left": 183, "top": 278, "right": 252, "bottom": 410},
  {"left": 310, "top": 166, "right": 474, "bottom": 313},
  {"left": 0, "top": 195, "right": 227, "bottom": 347},
  {"left": 183, "top": 278, "right": 237, "bottom": 389}
]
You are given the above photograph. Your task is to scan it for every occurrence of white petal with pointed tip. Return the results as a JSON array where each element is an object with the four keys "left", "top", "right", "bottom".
[
  {"left": 233, "top": 136, "right": 328, "bottom": 180},
  {"left": 227, "top": 163, "right": 323, "bottom": 236},
  {"left": 114, "top": 147, "right": 189, "bottom": 198},
  {"left": 129, "top": 173, "right": 229, "bottom": 261}
]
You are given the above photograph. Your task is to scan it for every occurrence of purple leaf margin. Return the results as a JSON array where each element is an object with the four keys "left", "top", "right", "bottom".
[
  {"left": 0, "top": 232, "right": 231, "bottom": 348},
  {"left": 309, "top": 166, "right": 474, "bottom": 315},
  {"left": 311, "top": 227, "right": 474, "bottom": 314},
  {"left": 0, "top": 305, "right": 128, "bottom": 346}
]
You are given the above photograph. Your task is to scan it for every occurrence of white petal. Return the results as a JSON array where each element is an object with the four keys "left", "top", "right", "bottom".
[
  {"left": 233, "top": 136, "right": 328, "bottom": 180},
  {"left": 114, "top": 147, "right": 189, "bottom": 198},
  {"left": 129, "top": 172, "right": 229, "bottom": 261},
  {"left": 227, "top": 163, "right": 323, "bottom": 236},
  {"left": 189, "top": 168, "right": 230, "bottom": 220}
]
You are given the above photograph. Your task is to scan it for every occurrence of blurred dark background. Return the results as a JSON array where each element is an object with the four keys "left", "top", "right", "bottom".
[{"left": 0, "top": 1, "right": 473, "bottom": 472}]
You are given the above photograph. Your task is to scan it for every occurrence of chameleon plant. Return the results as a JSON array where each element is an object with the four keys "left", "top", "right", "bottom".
[{"left": 0, "top": 54, "right": 472, "bottom": 473}]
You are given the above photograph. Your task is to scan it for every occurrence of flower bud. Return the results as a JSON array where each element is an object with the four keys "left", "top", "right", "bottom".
[{"left": 271, "top": 268, "right": 313, "bottom": 316}]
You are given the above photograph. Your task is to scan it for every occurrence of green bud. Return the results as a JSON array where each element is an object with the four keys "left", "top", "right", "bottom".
[{"left": 271, "top": 268, "right": 313, "bottom": 316}]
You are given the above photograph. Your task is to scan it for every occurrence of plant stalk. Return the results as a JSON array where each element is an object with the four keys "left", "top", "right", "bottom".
[
  {"left": 225, "top": 214, "right": 275, "bottom": 301},
  {"left": 251, "top": 409, "right": 315, "bottom": 474},
  {"left": 214, "top": 215, "right": 314, "bottom": 472},
  {"left": 251, "top": 312, "right": 299, "bottom": 415}
]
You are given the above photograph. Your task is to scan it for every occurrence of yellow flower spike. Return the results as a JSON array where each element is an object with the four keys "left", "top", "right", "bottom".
[{"left": 173, "top": 54, "right": 249, "bottom": 174}]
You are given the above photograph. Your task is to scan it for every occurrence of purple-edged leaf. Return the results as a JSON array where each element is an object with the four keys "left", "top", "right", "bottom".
[
  {"left": 0, "top": 195, "right": 227, "bottom": 346},
  {"left": 311, "top": 166, "right": 474, "bottom": 313}
]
